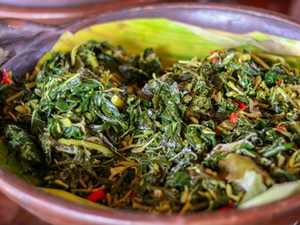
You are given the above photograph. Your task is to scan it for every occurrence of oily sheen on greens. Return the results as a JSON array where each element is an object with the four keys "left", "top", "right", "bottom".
[{"left": 1, "top": 41, "right": 300, "bottom": 213}]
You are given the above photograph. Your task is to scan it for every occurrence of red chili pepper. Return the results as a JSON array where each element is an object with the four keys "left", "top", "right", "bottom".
[
  {"left": 239, "top": 106, "right": 248, "bottom": 112},
  {"left": 233, "top": 99, "right": 246, "bottom": 109},
  {"left": 275, "top": 125, "right": 286, "bottom": 131},
  {"left": 210, "top": 50, "right": 224, "bottom": 63},
  {"left": 276, "top": 78, "right": 282, "bottom": 86},
  {"left": 87, "top": 189, "right": 106, "bottom": 202},
  {"left": 129, "top": 193, "right": 137, "bottom": 198},
  {"left": 229, "top": 113, "right": 238, "bottom": 123},
  {"left": 219, "top": 200, "right": 236, "bottom": 211},
  {"left": 1, "top": 69, "right": 11, "bottom": 85},
  {"left": 210, "top": 50, "right": 219, "bottom": 55},
  {"left": 229, "top": 106, "right": 248, "bottom": 124}
]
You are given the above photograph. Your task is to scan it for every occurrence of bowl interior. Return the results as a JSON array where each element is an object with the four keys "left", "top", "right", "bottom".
[{"left": 1, "top": 3, "right": 300, "bottom": 225}]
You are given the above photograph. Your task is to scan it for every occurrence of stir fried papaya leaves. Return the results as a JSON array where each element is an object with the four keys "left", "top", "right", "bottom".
[
  {"left": 2, "top": 43, "right": 300, "bottom": 213},
  {"left": 264, "top": 64, "right": 287, "bottom": 85},
  {"left": 3, "top": 125, "right": 45, "bottom": 173}
]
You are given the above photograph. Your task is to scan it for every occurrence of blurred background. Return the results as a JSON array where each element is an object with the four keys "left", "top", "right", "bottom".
[{"left": 0, "top": 0, "right": 299, "bottom": 224}]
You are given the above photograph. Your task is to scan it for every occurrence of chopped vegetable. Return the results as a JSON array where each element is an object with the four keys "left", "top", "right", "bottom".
[
  {"left": 276, "top": 78, "right": 282, "bottom": 86},
  {"left": 275, "top": 125, "right": 286, "bottom": 131},
  {"left": 1, "top": 69, "right": 11, "bottom": 85},
  {"left": 233, "top": 99, "right": 246, "bottom": 109},
  {"left": 229, "top": 113, "right": 238, "bottom": 123},
  {"left": 219, "top": 200, "right": 236, "bottom": 211},
  {"left": 87, "top": 189, "right": 106, "bottom": 202}
]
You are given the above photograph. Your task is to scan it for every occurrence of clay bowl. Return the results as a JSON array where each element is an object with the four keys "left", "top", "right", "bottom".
[
  {"left": 1, "top": 3, "right": 300, "bottom": 225},
  {"left": 0, "top": 0, "right": 168, "bottom": 24}
]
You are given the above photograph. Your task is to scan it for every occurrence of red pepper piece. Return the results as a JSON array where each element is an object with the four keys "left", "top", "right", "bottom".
[
  {"left": 239, "top": 106, "right": 248, "bottom": 112},
  {"left": 1, "top": 69, "right": 11, "bottom": 85},
  {"left": 229, "top": 113, "right": 238, "bottom": 123},
  {"left": 129, "top": 193, "right": 137, "bottom": 198},
  {"left": 219, "top": 200, "right": 236, "bottom": 211},
  {"left": 213, "top": 58, "right": 219, "bottom": 63},
  {"left": 233, "top": 99, "right": 245, "bottom": 109},
  {"left": 210, "top": 50, "right": 224, "bottom": 63},
  {"left": 229, "top": 106, "right": 248, "bottom": 124},
  {"left": 275, "top": 125, "right": 286, "bottom": 131},
  {"left": 210, "top": 50, "right": 219, "bottom": 55},
  {"left": 87, "top": 189, "right": 106, "bottom": 202},
  {"left": 276, "top": 78, "right": 282, "bottom": 86}
]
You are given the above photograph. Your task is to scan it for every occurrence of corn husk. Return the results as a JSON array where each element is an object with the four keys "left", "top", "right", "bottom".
[{"left": 35, "top": 18, "right": 300, "bottom": 70}]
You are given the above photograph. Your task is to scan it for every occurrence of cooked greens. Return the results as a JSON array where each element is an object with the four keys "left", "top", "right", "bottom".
[{"left": 1, "top": 41, "right": 300, "bottom": 212}]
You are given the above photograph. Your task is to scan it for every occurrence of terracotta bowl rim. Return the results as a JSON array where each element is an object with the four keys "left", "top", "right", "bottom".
[
  {"left": 0, "top": 1, "right": 298, "bottom": 25},
  {"left": 2, "top": 166, "right": 300, "bottom": 224},
  {"left": 62, "top": 2, "right": 300, "bottom": 40}
]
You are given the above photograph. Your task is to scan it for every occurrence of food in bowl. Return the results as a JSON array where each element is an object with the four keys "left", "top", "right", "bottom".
[{"left": 1, "top": 37, "right": 300, "bottom": 213}]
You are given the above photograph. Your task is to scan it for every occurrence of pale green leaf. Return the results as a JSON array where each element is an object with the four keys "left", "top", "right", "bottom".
[
  {"left": 238, "top": 170, "right": 266, "bottom": 204},
  {"left": 239, "top": 179, "right": 300, "bottom": 208},
  {"left": 212, "top": 140, "right": 245, "bottom": 153},
  {"left": 218, "top": 153, "right": 272, "bottom": 184}
]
